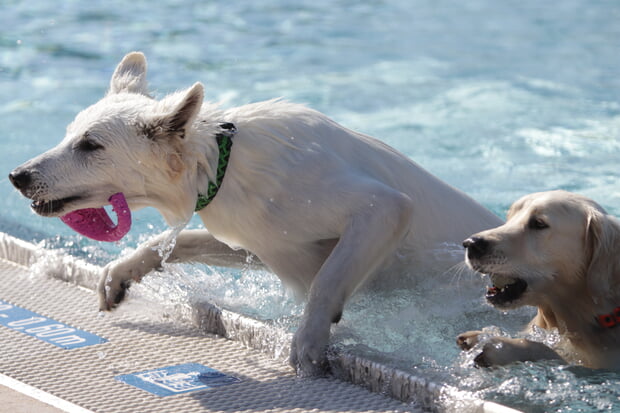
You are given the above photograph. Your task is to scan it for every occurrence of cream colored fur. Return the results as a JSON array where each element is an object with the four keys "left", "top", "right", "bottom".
[
  {"left": 459, "top": 190, "right": 620, "bottom": 369},
  {"left": 10, "top": 52, "right": 501, "bottom": 375}
]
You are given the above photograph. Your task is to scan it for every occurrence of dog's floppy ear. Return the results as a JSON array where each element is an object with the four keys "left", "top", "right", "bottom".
[
  {"left": 506, "top": 193, "right": 532, "bottom": 220},
  {"left": 585, "top": 208, "right": 620, "bottom": 302},
  {"left": 109, "top": 52, "right": 149, "bottom": 96}
]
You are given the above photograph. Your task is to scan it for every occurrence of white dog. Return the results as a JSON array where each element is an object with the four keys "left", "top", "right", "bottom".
[
  {"left": 9, "top": 52, "right": 501, "bottom": 375},
  {"left": 458, "top": 190, "right": 620, "bottom": 369}
]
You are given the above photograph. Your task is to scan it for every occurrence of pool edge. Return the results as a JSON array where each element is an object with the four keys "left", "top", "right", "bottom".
[{"left": 0, "top": 232, "right": 522, "bottom": 413}]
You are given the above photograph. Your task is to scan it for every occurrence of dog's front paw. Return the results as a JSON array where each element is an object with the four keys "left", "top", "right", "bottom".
[
  {"left": 98, "top": 259, "right": 146, "bottom": 311},
  {"left": 473, "top": 341, "right": 502, "bottom": 368},
  {"left": 473, "top": 337, "right": 527, "bottom": 368},
  {"left": 472, "top": 337, "right": 563, "bottom": 368},
  {"left": 290, "top": 319, "right": 331, "bottom": 376},
  {"left": 457, "top": 330, "right": 483, "bottom": 350}
]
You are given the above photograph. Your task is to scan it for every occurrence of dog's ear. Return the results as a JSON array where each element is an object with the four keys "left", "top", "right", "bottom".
[
  {"left": 108, "top": 52, "right": 149, "bottom": 96},
  {"left": 506, "top": 194, "right": 531, "bottom": 220},
  {"left": 585, "top": 208, "right": 620, "bottom": 302},
  {"left": 161, "top": 82, "right": 204, "bottom": 135},
  {"left": 141, "top": 83, "right": 204, "bottom": 142}
]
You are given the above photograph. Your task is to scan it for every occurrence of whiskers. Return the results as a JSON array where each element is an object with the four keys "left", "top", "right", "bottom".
[
  {"left": 445, "top": 261, "right": 483, "bottom": 291},
  {"left": 22, "top": 182, "right": 49, "bottom": 206},
  {"left": 28, "top": 186, "right": 59, "bottom": 215}
]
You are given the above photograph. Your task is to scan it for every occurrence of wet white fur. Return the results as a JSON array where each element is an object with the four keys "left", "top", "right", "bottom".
[{"left": 14, "top": 53, "right": 501, "bottom": 374}]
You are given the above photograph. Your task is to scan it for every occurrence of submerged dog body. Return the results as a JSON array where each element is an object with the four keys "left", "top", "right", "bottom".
[
  {"left": 10, "top": 52, "right": 501, "bottom": 375},
  {"left": 459, "top": 190, "right": 620, "bottom": 369}
]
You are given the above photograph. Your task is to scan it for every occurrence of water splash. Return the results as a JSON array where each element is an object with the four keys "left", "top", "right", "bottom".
[
  {"left": 2, "top": 1, "right": 619, "bottom": 411},
  {"left": 153, "top": 221, "right": 188, "bottom": 264}
]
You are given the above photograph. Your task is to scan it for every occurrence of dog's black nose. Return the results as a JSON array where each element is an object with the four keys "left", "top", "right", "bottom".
[
  {"left": 8, "top": 169, "right": 31, "bottom": 190},
  {"left": 463, "top": 236, "right": 489, "bottom": 259}
]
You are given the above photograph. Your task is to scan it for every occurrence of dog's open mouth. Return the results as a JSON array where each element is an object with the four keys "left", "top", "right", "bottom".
[
  {"left": 31, "top": 196, "right": 82, "bottom": 215},
  {"left": 485, "top": 274, "right": 528, "bottom": 306}
]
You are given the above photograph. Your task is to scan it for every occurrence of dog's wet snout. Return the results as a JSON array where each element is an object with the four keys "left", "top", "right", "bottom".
[
  {"left": 463, "top": 236, "right": 489, "bottom": 259},
  {"left": 8, "top": 168, "right": 32, "bottom": 191}
]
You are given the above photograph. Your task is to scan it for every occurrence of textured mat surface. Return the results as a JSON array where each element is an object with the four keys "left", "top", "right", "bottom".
[{"left": 0, "top": 257, "right": 419, "bottom": 413}]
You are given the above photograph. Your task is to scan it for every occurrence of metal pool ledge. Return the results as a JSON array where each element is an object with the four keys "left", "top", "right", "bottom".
[{"left": 0, "top": 232, "right": 520, "bottom": 413}]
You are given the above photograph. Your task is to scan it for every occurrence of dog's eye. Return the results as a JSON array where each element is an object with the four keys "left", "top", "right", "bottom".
[
  {"left": 75, "top": 134, "right": 104, "bottom": 152},
  {"left": 528, "top": 216, "right": 549, "bottom": 230}
]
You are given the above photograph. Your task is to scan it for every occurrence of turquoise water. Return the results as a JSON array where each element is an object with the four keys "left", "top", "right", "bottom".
[{"left": 1, "top": 1, "right": 619, "bottom": 411}]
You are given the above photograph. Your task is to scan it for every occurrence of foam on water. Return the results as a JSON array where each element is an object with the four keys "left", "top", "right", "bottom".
[{"left": 1, "top": 0, "right": 619, "bottom": 411}]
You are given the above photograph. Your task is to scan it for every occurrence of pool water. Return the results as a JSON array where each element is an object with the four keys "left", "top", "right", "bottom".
[{"left": 1, "top": 1, "right": 619, "bottom": 411}]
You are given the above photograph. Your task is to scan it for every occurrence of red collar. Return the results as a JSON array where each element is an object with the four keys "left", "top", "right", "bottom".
[{"left": 597, "top": 307, "right": 620, "bottom": 328}]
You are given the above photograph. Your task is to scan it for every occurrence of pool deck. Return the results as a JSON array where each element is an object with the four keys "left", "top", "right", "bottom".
[
  {"left": 0, "top": 382, "right": 66, "bottom": 413},
  {"left": 0, "top": 232, "right": 521, "bottom": 413}
]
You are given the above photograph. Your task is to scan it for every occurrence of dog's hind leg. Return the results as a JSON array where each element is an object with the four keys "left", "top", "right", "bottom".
[
  {"left": 98, "top": 229, "right": 260, "bottom": 310},
  {"left": 289, "top": 179, "right": 414, "bottom": 375}
]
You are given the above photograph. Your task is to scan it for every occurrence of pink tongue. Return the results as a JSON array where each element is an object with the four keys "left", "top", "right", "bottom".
[{"left": 60, "top": 193, "right": 131, "bottom": 242}]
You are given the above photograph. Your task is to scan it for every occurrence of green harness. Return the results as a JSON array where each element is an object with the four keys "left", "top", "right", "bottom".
[{"left": 194, "top": 123, "right": 236, "bottom": 212}]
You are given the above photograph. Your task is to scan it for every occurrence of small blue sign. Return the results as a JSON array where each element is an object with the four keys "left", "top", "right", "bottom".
[
  {"left": 0, "top": 299, "right": 107, "bottom": 349},
  {"left": 115, "top": 363, "right": 241, "bottom": 396}
]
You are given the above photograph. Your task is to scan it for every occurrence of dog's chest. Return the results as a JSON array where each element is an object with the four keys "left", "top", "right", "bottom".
[
  {"left": 199, "top": 211, "right": 248, "bottom": 251},
  {"left": 196, "top": 197, "right": 275, "bottom": 253}
]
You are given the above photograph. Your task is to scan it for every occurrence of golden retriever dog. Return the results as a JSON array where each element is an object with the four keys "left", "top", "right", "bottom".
[
  {"left": 458, "top": 190, "right": 620, "bottom": 369},
  {"left": 8, "top": 52, "right": 502, "bottom": 376}
]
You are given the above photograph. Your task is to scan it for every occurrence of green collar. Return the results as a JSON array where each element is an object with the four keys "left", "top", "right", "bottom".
[{"left": 195, "top": 123, "right": 236, "bottom": 212}]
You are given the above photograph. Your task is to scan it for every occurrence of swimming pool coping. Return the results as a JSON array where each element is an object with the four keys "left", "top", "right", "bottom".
[{"left": 0, "top": 232, "right": 521, "bottom": 413}]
